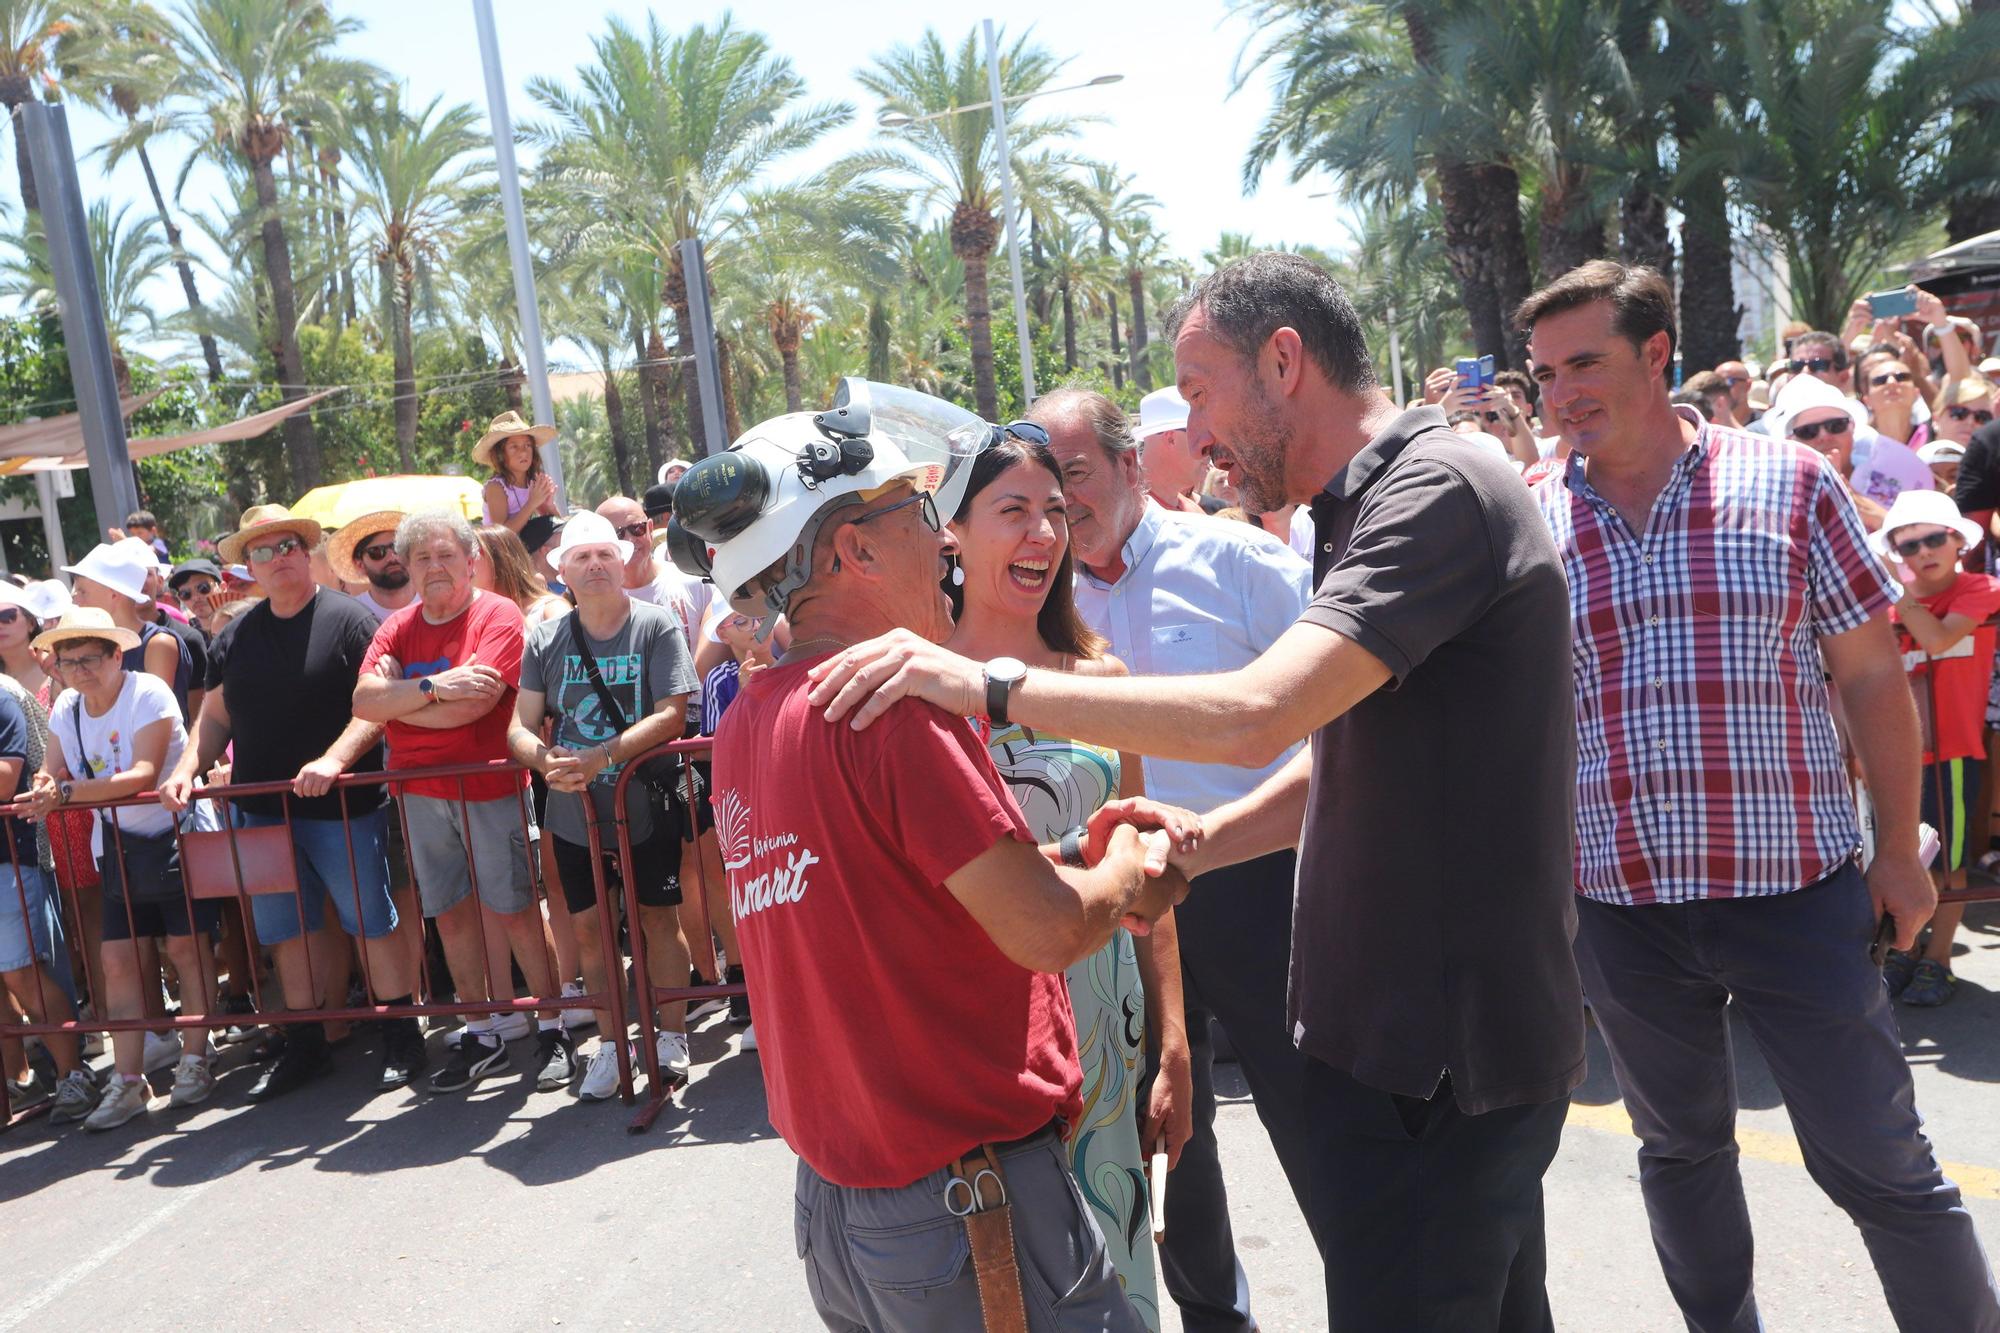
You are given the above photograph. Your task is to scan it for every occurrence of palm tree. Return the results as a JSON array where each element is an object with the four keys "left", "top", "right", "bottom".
[
  {"left": 1117, "top": 216, "right": 1170, "bottom": 389},
  {"left": 1039, "top": 214, "right": 1115, "bottom": 371},
  {"left": 1077, "top": 164, "right": 1157, "bottom": 387},
  {"left": 851, "top": 26, "right": 1086, "bottom": 418},
  {"left": 549, "top": 272, "right": 637, "bottom": 496},
  {"left": 1692, "top": 0, "right": 2000, "bottom": 328},
  {"left": 111, "top": 0, "right": 377, "bottom": 490},
  {"left": 346, "top": 85, "right": 487, "bottom": 471},
  {"left": 2, "top": 197, "right": 171, "bottom": 390},
  {"left": 61, "top": 0, "right": 227, "bottom": 383},
  {"left": 527, "top": 13, "right": 850, "bottom": 454},
  {"left": 0, "top": 1, "right": 67, "bottom": 214}
]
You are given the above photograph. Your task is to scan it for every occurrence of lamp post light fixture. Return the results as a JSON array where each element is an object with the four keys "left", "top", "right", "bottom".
[{"left": 877, "top": 35, "right": 1124, "bottom": 408}]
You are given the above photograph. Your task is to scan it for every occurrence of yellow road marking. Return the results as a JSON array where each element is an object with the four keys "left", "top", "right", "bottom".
[{"left": 1567, "top": 1100, "right": 2000, "bottom": 1202}]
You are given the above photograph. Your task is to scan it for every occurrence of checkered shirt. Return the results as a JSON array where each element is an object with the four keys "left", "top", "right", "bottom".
[{"left": 1534, "top": 408, "right": 1897, "bottom": 904}]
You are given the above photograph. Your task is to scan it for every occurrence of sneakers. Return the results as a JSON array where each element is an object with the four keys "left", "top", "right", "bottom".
[
  {"left": 1901, "top": 958, "right": 1958, "bottom": 1007},
  {"left": 1882, "top": 949, "right": 1920, "bottom": 998},
  {"left": 535, "top": 1027, "right": 578, "bottom": 1091},
  {"left": 429, "top": 1033, "right": 509, "bottom": 1093},
  {"left": 6, "top": 1074, "right": 50, "bottom": 1111},
  {"left": 560, "top": 982, "right": 595, "bottom": 1031},
  {"left": 686, "top": 970, "right": 727, "bottom": 1022},
  {"left": 739, "top": 1023, "right": 757, "bottom": 1053},
  {"left": 378, "top": 1019, "right": 429, "bottom": 1090},
  {"left": 655, "top": 1030, "right": 691, "bottom": 1088},
  {"left": 84, "top": 1076, "right": 149, "bottom": 1132},
  {"left": 577, "top": 1042, "right": 623, "bottom": 1102},
  {"left": 246, "top": 1027, "right": 332, "bottom": 1103},
  {"left": 445, "top": 1010, "right": 531, "bottom": 1047},
  {"left": 725, "top": 965, "right": 750, "bottom": 1027},
  {"left": 50, "top": 1069, "right": 101, "bottom": 1124},
  {"left": 169, "top": 1053, "right": 216, "bottom": 1108},
  {"left": 217, "top": 993, "right": 261, "bottom": 1046},
  {"left": 143, "top": 1030, "right": 183, "bottom": 1073}
]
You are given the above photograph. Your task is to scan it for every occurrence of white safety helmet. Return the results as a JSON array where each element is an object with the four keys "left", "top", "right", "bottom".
[{"left": 666, "top": 379, "right": 988, "bottom": 621}]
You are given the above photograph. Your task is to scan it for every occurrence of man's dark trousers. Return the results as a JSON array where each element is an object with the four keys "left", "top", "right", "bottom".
[
  {"left": 1142, "top": 850, "right": 1316, "bottom": 1332},
  {"left": 1573, "top": 862, "right": 2000, "bottom": 1333}
]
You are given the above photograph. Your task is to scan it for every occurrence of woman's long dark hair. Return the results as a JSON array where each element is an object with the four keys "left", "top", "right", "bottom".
[{"left": 946, "top": 436, "right": 1106, "bottom": 661}]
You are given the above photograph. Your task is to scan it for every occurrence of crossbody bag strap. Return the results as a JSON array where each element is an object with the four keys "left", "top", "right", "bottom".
[{"left": 565, "top": 611, "right": 632, "bottom": 735}]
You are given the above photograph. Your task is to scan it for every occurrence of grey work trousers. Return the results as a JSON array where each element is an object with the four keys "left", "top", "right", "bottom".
[
  {"left": 794, "top": 1124, "right": 1145, "bottom": 1332},
  {"left": 1574, "top": 862, "right": 2000, "bottom": 1333}
]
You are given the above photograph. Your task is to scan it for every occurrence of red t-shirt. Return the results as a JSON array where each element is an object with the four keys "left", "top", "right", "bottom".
[
  {"left": 361, "top": 589, "right": 526, "bottom": 800},
  {"left": 711, "top": 656, "right": 1082, "bottom": 1188},
  {"left": 1890, "top": 571, "right": 2000, "bottom": 763}
]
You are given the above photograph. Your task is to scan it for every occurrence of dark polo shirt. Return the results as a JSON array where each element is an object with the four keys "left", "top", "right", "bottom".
[{"left": 1298, "top": 406, "right": 1585, "bottom": 1113}]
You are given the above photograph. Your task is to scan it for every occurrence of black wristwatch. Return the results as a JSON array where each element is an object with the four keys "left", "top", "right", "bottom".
[
  {"left": 1058, "top": 825, "right": 1088, "bottom": 868},
  {"left": 983, "top": 657, "right": 1027, "bottom": 725}
]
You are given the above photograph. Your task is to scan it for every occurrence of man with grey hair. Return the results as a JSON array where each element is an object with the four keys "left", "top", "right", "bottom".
[
  {"left": 353, "top": 510, "right": 572, "bottom": 1095},
  {"left": 1028, "top": 383, "right": 1316, "bottom": 1333}
]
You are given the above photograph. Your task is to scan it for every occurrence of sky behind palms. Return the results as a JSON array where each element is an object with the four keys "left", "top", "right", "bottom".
[{"left": 31, "top": 0, "right": 1338, "bottom": 369}]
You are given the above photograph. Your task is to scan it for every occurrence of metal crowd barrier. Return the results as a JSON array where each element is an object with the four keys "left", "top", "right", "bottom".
[{"left": 0, "top": 752, "right": 735, "bottom": 1129}]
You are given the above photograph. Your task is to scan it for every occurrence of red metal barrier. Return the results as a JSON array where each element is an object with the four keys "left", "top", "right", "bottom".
[{"left": 0, "top": 758, "right": 652, "bottom": 1129}]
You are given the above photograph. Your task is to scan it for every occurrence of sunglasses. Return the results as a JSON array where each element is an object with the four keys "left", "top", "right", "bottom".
[
  {"left": 1868, "top": 369, "right": 1914, "bottom": 388},
  {"left": 1723, "top": 376, "right": 1749, "bottom": 387},
  {"left": 1946, "top": 406, "right": 1995, "bottom": 425},
  {"left": 850, "top": 491, "right": 941, "bottom": 533},
  {"left": 0, "top": 608, "right": 20, "bottom": 626},
  {"left": 1790, "top": 417, "right": 1853, "bottom": 442},
  {"left": 358, "top": 542, "right": 397, "bottom": 562},
  {"left": 246, "top": 535, "right": 306, "bottom": 564},
  {"left": 1001, "top": 420, "right": 1052, "bottom": 447},
  {"left": 612, "top": 521, "right": 651, "bottom": 542},
  {"left": 174, "top": 582, "right": 217, "bottom": 601},
  {"left": 1791, "top": 357, "right": 1837, "bottom": 374},
  {"left": 55, "top": 650, "right": 110, "bottom": 673},
  {"left": 1893, "top": 530, "right": 1958, "bottom": 559}
]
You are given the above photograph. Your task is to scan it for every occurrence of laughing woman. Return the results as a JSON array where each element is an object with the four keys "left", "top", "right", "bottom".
[{"left": 945, "top": 428, "right": 1192, "bottom": 1331}]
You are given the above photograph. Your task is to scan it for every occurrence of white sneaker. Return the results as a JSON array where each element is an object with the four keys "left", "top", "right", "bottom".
[
  {"left": 169, "top": 1054, "right": 215, "bottom": 1108},
  {"left": 655, "top": 1031, "right": 690, "bottom": 1087},
  {"left": 50, "top": 1069, "right": 101, "bottom": 1124},
  {"left": 84, "top": 1076, "right": 149, "bottom": 1132},
  {"left": 739, "top": 1023, "right": 757, "bottom": 1053},
  {"left": 577, "top": 1043, "right": 623, "bottom": 1102},
  {"left": 560, "top": 982, "right": 595, "bottom": 1031},
  {"left": 143, "top": 1030, "right": 182, "bottom": 1073}
]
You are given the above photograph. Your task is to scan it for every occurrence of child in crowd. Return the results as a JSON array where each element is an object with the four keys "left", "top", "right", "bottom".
[
  {"left": 1919, "top": 441, "right": 1965, "bottom": 495},
  {"left": 1878, "top": 490, "right": 2000, "bottom": 1006},
  {"left": 701, "top": 610, "right": 782, "bottom": 736}
]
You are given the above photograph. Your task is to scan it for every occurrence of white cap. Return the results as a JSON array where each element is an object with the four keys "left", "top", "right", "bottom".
[
  {"left": 1768, "top": 373, "right": 1868, "bottom": 443},
  {"left": 550, "top": 510, "right": 634, "bottom": 566},
  {"left": 657, "top": 458, "right": 691, "bottom": 485},
  {"left": 1136, "top": 387, "right": 1190, "bottom": 441},
  {"left": 60, "top": 542, "right": 153, "bottom": 603},
  {"left": 20, "top": 579, "right": 72, "bottom": 622},
  {"left": 1919, "top": 441, "right": 1967, "bottom": 465},
  {"left": 1870, "top": 488, "right": 1984, "bottom": 558}
]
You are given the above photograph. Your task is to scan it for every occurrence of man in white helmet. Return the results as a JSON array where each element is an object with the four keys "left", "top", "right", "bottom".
[{"left": 668, "top": 380, "right": 1189, "bottom": 1332}]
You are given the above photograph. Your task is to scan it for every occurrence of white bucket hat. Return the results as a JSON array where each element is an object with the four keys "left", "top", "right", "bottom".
[
  {"left": 1869, "top": 488, "right": 1984, "bottom": 559},
  {"left": 550, "top": 510, "right": 633, "bottom": 567},
  {"left": 1136, "top": 387, "right": 1190, "bottom": 441},
  {"left": 61, "top": 542, "right": 153, "bottom": 604}
]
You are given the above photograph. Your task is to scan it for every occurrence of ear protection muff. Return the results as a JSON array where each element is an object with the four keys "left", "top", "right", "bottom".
[{"left": 797, "top": 434, "right": 874, "bottom": 486}]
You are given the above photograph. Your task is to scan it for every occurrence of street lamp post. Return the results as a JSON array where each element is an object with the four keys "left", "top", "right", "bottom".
[{"left": 878, "top": 37, "right": 1122, "bottom": 412}]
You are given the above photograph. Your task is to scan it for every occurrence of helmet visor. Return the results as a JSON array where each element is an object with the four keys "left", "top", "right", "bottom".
[{"left": 827, "top": 379, "right": 986, "bottom": 519}]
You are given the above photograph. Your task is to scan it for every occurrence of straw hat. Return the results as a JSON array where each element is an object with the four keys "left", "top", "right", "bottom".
[
  {"left": 31, "top": 606, "right": 141, "bottom": 656},
  {"left": 473, "top": 410, "right": 558, "bottom": 467},
  {"left": 328, "top": 510, "right": 406, "bottom": 585},
  {"left": 218, "top": 504, "right": 324, "bottom": 566}
]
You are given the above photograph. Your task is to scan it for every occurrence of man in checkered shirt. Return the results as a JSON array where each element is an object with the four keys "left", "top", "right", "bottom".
[{"left": 1524, "top": 260, "right": 2000, "bottom": 1333}]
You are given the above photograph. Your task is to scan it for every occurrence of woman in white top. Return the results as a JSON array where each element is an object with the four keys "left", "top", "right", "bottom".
[{"left": 22, "top": 608, "right": 218, "bottom": 1130}]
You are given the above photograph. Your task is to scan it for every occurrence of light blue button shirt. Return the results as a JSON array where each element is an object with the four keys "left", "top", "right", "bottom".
[{"left": 1073, "top": 503, "right": 1313, "bottom": 813}]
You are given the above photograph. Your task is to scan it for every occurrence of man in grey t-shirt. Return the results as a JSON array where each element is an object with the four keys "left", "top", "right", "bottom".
[{"left": 509, "top": 512, "right": 698, "bottom": 1100}]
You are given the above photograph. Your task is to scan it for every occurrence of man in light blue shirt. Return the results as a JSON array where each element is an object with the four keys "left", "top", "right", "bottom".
[{"left": 1030, "top": 386, "right": 1316, "bottom": 1333}]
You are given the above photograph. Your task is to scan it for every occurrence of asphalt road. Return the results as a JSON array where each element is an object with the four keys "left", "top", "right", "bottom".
[{"left": 5, "top": 902, "right": 1998, "bottom": 1331}]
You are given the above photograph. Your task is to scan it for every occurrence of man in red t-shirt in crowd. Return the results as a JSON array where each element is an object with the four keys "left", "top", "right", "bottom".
[
  {"left": 1878, "top": 489, "right": 2000, "bottom": 1006},
  {"left": 669, "top": 383, "right": 1187, "bottom": 1331},
  {"left": 353, "top": 510, "right": 569, "bottom": 1095}
]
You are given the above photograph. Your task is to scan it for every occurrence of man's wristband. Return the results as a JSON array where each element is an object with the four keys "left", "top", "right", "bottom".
[{"left": 1058, "top": 825, "right": 1088, "bottom": 869}]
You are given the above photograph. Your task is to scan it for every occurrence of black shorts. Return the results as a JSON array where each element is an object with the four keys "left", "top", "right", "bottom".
[
  {"left": 550, "top": 830, "right": 682, "bottom": 915},
  {"left": 100, "top": 885, "right": 220, "bottom": 942},
  {"left": 671, "top": 760, "right": 714, "bottom": 842},
  {"left": 1921, "top": 755, "right": 1985, "bottom": 872}
]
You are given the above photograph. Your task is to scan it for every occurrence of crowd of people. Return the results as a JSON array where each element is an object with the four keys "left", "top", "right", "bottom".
[{"left": 4, "top": 255, "right": 2000, "bottom": 1332}]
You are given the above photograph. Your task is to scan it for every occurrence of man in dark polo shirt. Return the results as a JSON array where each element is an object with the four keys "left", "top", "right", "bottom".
[{"left": 809, "top": 251, "right": 1586, "bottom": 1330}]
